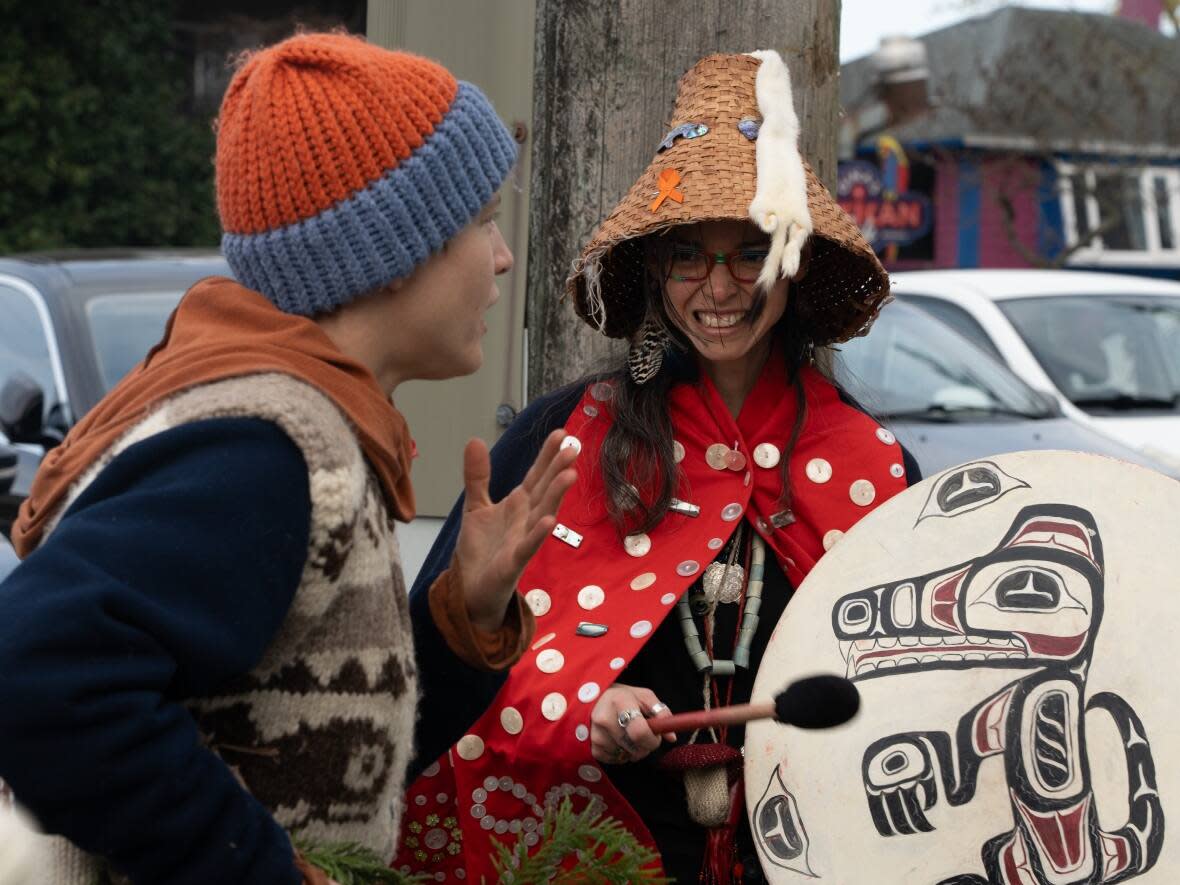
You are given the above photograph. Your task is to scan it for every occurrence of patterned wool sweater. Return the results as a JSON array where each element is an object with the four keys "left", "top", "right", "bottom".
[{"left": 1, "top": 373, "right": 417, "bottom": 884}]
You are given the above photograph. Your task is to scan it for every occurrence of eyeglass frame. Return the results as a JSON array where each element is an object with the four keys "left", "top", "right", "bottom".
[{"left": 658, "top": 242, "right": 771, "bottom": 284}]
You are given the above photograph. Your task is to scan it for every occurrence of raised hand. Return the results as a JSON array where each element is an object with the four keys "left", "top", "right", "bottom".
[{"left": 453, "top": 429, "right": 578, "bottom": 632}]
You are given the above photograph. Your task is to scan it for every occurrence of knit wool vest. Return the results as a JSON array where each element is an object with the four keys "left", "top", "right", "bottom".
[{"left": 25, "top": 372, "right": 418, "bottom": 884}]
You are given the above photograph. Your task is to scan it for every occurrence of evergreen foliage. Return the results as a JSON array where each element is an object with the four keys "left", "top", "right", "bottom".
[
  {"left": 491, "top": 797, "right": 671, "bottom": 884},
  {"left": 0, "top": 0, "right": 219, "bottom": 252},
  {"left": 296, "top": 839, "right": 429, "bottom": 885}
]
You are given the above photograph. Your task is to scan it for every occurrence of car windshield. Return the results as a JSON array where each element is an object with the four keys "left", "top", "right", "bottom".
[
  {"left": 835, "top": 302, "right": 1053, "bottom": 420},
  {"left": 85, "top": 292, "right": 184, "bottom": 392},
  {"left": 998, "top": 295, "right": 1180, "bottom": 412}
]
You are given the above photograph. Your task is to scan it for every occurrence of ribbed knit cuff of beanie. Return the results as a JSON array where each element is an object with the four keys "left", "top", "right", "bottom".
[{"left": 216, "top": 32, "right": 518, "bottom": 317}]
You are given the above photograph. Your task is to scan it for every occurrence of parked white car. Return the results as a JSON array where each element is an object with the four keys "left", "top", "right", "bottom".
[{"left": 893, "top": 270, "right": 1180, "bottom": 468}]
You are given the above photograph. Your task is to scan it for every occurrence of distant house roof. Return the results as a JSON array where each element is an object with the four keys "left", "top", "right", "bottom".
[{"left": 840, "top": 6, "right": 1180, "bottom": 156}]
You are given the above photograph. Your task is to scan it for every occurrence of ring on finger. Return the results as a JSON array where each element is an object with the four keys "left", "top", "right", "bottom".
[
  {"left": 648, "top": 702, "right": 667, "bottom": 715},
  {"left": 617, "top": 708, "right": 642, "bottom": 729}
]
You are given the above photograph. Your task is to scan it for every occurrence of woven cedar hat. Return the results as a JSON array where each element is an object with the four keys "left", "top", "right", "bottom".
[{"left": 566, "top": 52, "right": 889, "bottom": 345}]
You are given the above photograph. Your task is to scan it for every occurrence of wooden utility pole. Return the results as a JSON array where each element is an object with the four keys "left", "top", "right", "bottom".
[{"left": 526, "top": 0, "right": 842, "bottom": 397}]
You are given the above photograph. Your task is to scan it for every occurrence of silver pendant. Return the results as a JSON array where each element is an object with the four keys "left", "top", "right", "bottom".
[{"left": 702, "top": 561, "right": 745, "bottom": 605}]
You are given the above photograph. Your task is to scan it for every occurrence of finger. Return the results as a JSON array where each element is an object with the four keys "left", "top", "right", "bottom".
[
  {"left": 623, "top": 717, "right": 661, "bottom": 755},
  {"left": 590, "top": 723, "right": 629, "bottom": 764},
  {"left": 462, "top": 438, "right": 493, "bottom": 511},
  {"left": 526, "top": 436, "right": 579, "bottom": 506},
  {"left": 514, "top": 469, "right": 577, "bottom": 563},
  {"left": 590, "top": 738, "right": 615, "bottom": 763},
  {"left": 526, "top": 464, "right": 578, "bottom": 528},
  {"left": 513, "top": 515, "right": 557, "bottom": 569},
  {"left": 519, "top": 430, "right": 566, "bottom": 496},
  {"left": 633, "top": 690, "right": 677, "bottom": 742},
  {"left": 593, "top": 743, "right": 630, "bottom": 765},
  {"left": 600, "top": 690, "right": 661, "bottom": 757},
  {"left": 591, "top": 685, "right": 640, "bottom": 730}
]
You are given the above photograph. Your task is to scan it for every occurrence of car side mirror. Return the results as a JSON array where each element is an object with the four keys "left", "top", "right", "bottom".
[
  {"left": 0, "top": 444, "right": 16, "bottom": 496},
  {"left": 0, "top": 372, "right": 45, "bottom": 445}
]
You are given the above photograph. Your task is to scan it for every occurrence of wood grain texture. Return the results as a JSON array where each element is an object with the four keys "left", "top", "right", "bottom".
[{"left": 526, "top": 0, "right": 842, "bottom": 396}]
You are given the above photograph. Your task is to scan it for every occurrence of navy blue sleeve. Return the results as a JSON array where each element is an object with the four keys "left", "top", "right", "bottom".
[
  {"left": 902, "top": 445, "right": 922, "bottom": 486},
  {"left": 0, "top": 418, "right": 309, "bottom": 885},
  {"left": 408, "top": 383, "right": 584, "bottom": 780}
]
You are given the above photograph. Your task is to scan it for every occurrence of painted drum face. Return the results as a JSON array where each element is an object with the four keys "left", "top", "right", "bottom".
[{"left": 746, "top": 452, "right": 1178, "bottom": 884}]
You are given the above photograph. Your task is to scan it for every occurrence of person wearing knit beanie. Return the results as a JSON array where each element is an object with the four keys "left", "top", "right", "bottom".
[
  {"left": 217, "top": 31, "right": 519, "bottom": 318},
  {"left": 0, "top": 31, "right": 577, "bottom": 885}
]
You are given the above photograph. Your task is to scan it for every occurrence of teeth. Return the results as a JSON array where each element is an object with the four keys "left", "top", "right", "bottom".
[
  {"left": 850, "top": 640, "right": 1026, "bottom": 674},
  {"left": 697, "top": 311, "right": 745, "bottom": 328}
]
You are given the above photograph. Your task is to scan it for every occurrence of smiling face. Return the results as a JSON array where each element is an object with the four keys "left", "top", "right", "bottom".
[{"left": 653, "top": 219, "right": 790, "bottom": 372}]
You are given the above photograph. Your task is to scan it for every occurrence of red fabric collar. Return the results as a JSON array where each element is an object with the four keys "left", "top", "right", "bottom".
[{"left": 398, "top": 367, "right": 905, "bottom": 878}]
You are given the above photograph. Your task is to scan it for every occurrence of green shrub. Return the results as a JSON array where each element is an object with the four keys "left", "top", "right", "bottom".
[{"left": 0, "top": 0, "right": 219, "bottom": 251}]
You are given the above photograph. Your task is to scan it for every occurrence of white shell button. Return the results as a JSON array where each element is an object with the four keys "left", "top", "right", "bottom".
[
  {"left": 541, "top": 692, "right": 567, "bottom": 720},
  {"left": 753, "top": 443, "right": 781, "bottom": 469},
  {"left": 806, "top": 458, "right": 833, "bottom": 484},
  {"left": 850, "top": 479, "right": 876, "bottom": 506},
  {"left": 524, "top": 589, "right": 551, "bottom": 616},
  {"left": 577, "top": 585, "right": 605, "bottom": 610},
  {"left": 624, "top": 533, "right": 652, "bottom": 557}
]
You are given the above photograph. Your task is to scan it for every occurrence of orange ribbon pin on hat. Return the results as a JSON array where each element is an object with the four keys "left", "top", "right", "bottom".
[{"left": 650, "top": 168, "right": 685, "bottom": 212}]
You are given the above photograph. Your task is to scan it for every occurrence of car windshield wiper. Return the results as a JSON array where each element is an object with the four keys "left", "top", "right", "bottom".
[
  {"left": 882, "top": 404, "right": 1046, "bottom": 423},
  {"left": 1071, "top": 393, "right": 1179, "bottom": 411}
]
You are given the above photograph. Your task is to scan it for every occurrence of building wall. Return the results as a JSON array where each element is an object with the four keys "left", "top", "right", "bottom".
[
  {"left": 888, "top": 152, "right": 1050, "bottom": 272},
  {"left": 888, "top": 153, "right": 963, "bottom": 272},
  {"left": 367, "top": 0, "right": 536, "bottom": 517},
  {"left": 978, "top": 156, "right": 1042, "bottom": 268},
  {"left": 933, "top": 156, "right": 962, "bottom": 268}
]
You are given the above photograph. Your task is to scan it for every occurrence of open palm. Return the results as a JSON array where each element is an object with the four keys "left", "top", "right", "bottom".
[{"left": 454, "top": 430, "right": 578, "bottom": 631}]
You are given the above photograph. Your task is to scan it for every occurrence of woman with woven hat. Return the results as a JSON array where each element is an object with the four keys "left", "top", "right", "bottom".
[{"left": 399, "top": 51, "right": 917, "bottom": 882}]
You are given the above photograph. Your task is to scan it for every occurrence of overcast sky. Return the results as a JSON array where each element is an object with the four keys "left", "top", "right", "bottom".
[{"left": 840, "top": 0, "right": 1119, "bottom": 61}]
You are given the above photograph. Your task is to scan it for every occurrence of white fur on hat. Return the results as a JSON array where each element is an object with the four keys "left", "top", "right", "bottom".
[{"left": 746, "top": 50, "right": 813, "bottom": 290}]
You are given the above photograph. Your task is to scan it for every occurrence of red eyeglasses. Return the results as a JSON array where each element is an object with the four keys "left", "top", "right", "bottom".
[{"left": 664, "top": 243, "right": 771, "bottom": 284}]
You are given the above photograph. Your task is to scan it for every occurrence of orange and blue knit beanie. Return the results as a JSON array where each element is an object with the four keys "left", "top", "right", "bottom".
[{"left": 216, "top": 32, "right": 517, "bottom": 316}]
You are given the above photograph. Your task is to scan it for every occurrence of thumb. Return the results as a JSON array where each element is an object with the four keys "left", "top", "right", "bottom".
[{"left": 462, "top": 438, "right": 493, "bottom": 510}]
